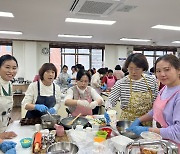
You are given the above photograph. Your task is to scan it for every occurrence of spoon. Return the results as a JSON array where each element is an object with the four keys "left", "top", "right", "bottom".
[
  {"left": 47, "top": 111, "right": 56, "bottom": 121},
  {"left": 66, "top": 113, "right": 82, "bottom": 125}
]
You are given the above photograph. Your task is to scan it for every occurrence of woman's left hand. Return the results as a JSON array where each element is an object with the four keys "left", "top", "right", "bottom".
[
  {"left": 0, "top": 132, "right": 17, "bottom": 139},
  {"left": 89, "top": 101, "right": 98, "bottom": 109},
  {"left": 129, "top": 126, "right": 149, "bottom": 135}
]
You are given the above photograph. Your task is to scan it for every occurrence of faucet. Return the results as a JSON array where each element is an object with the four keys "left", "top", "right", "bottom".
[{"left": 125, "top": 140, "right": 178, "bottom": 154}]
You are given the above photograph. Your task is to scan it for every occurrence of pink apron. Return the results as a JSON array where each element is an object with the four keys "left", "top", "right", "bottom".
[
  {"left": 153, "top": 86, "right": 180, "bottom": 152},
  {"left": 106, "top": 76, "right": 116, "bottom": 89},
  {"left": 72, "top": 87, "right": 92, "bottom": 117}
]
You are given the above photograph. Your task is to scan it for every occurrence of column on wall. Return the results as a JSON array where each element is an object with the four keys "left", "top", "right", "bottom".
[
  {"left": 13, "top": 41, "right": 49, "bottom": 81},
  {"left": 104, "top": 45, "right": 133, "bottom": 70}
]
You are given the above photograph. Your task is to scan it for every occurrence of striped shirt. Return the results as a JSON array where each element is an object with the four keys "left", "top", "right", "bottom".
[{"left": 109, "top": 74, "right": 159, "bottom": 109}]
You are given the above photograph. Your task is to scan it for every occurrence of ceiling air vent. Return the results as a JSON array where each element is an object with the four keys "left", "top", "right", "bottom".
[{"left": 70, "top": 0, "right": 125, "bottom": 16}]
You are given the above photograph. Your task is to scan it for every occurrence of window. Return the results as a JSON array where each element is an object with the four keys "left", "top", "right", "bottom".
[
  {"left": 50, "top": 47, "right": 104, "bottom": 75},
  {"left": 0, "top": 45, "right": 12, "bottom": 57},
  {"left": 134, "top": 50, "right": 176, "bottom": 71}
]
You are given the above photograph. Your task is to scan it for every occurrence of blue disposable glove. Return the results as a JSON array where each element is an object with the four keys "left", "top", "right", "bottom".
[
  {"left": 129, "top": 126, "right": 149, "bottom": 136},
  {"left": 67, "top": 77, "right": 71, "bottom": 83},
  {"left": 35, "top": 104, "right": 48, "bottom": 112},
  {"left": 5, "top": 148, "right": 16, "bottom": 154},
  {"left": 0, "top": 141, "right": 16, "bottom": 153},
  {"left": 104, "top": 112, "right": 111, "bottom": 125},
  {"left": 103, "top": 84, "right": 107, "bottom": 90},
  {"left": 47, "top": 108, "right": 56, "bottom": 114},
  {"left": 100, "top": 84, "right": 107, "bottom": 91},
  {"left": 126, "top": 118, "right": 141, "bottom": 131}
]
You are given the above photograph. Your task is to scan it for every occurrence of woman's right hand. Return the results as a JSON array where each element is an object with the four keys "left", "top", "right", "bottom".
[
  {"left": 0, "top": 131, "right": 17, "bottom": 139},
  {"left": 35, "top": 104, "right": 48, "bottom": 112}
]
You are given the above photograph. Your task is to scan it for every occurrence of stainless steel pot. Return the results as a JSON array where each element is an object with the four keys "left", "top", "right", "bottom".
[
  {"left": 41, "top": 114, "right": 61, "bottom": 129},
  {"left": 60, "top": 116, "right": 88, "bottom": 129},
  {"left": 116, "top": 120, "right": 139, "bottom": 139},
  {"left": 47, "top": 142, "right": 79, "bottom": 154}
]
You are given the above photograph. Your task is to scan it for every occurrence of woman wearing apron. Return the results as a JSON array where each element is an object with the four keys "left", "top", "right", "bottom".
[
  {"left": 0, "top": 55, "right": 18, "bottom": 153},
  {"left": 22, "top": 63, "right": 61, "bottom": 119},
  {"left": 65, "top": 70, "right": 104, "bottom": 116},
  {"left": 107, "top": 53, "right": 159, "bottom": 126},
  {"left": 128, "top": 54, "right": 180, "bottom": 152},
  {"left": 102, "top": 69, "right": 117, "bottom": 90}
]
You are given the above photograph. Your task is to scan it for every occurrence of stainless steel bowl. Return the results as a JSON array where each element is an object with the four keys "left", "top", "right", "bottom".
[
  {"left": 47, "top": 142, "right": 79, "bottom": 154},
  {"left": 41, "top": 114, "right": 61, "bottom": 129},
  {"left": 116, "top": 120, "right": 139, "bottom": 139}
]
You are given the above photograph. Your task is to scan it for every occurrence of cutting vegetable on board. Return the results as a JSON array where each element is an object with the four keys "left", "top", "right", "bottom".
[{"left": 64, "top": 70, "right": 104, "bottom": 116}]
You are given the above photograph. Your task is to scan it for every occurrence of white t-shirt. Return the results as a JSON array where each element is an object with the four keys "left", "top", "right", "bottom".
[{"left": 22, "top": 80, "right": 61, "bottom": 111}]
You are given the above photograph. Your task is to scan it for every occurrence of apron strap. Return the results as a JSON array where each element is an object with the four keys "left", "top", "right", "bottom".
[
  {"left": 37, "top": 81, "right": 40, "bottom": 96},
  {"left": 2, "top": 83, "right": 11, "bottom": 96},
  {"left": 53, "top": 83, "right": 55, "bottom": 96},
  {"left": 129, "top": 75, "right": 153, "bottom": 101}
]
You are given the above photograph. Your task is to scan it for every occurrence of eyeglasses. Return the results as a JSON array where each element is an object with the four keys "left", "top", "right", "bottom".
[{"left": 128, "top": 67, "right": 142, "bottom": 72}]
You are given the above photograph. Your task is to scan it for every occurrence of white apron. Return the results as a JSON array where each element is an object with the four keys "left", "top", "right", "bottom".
[{"left": 0, "top": 81, "right": 13, "bottom": 133}]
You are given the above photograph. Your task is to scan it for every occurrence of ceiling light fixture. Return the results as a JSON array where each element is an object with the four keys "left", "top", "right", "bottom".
[
  {"left": 152, "top": 25, "right": 180, "bottom": 31},
  {"left": 65, "top": 18, "right": 116, "bottom": 25},
  {"left": 58, "top": 34, "right": 92, "bottom": 38},
  {"left": 0, "top": 31, "right": 22, "bottom": 35},
  {"left": 172, "top": 41, "right": 180, "bottom": 43},
  {"left": 0, "top": 11, "right": 14, "bottom": 17},
  {"left": 120, "top": 38, "right": 151, "bottom": 42}
]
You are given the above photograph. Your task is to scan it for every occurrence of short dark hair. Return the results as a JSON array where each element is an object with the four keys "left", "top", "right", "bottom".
[
  {"left": 0, "top": 54, "right": 18, "bottom": 68},
  {"left": 124, "top": 53, "right": 149, "bottom": 71},
  {"left": 108, "top": 69, "right": 113, "bottom": 73},
  {"left": 76, "top": 70, "right": 91, "bottom": 82},
  {"left": 62, "top": 65, "right": 68, "bottom": 69},
  {"left": 115, "top": 65, "right": 121, "bottom": 70},
  {"left": 155, "top": 54, "right": 180, "bottom": 71},
  {"left": 97, "top": 68, "right": 106, "bottom": 75},
  {"left": 39, "top": 63, "right": 57, "bottom": 80}
]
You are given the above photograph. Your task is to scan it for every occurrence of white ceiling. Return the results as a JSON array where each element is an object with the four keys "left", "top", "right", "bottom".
[{"left": 0, "top": 0, "right": 180, "bottom": 47}]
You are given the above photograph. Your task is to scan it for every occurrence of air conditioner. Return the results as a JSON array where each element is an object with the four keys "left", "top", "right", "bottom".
[{"left": 70, "top": 0, "right": 125, "bottom": 16}]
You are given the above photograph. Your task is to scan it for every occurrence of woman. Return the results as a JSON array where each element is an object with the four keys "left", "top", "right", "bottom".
[
  {"left": 113, "top": 65, "right": 124, "bottom": 80},
  {"left": 102, "top": 69, "right": 117, "bottom": 90},
  {"left": 56, "top": 65, "right": 70, "bottom": 89},
  {"left": 64, "top": 70, "right": 104, "bottom": 116},
  {"left": 91, "top": 68, "right": 106, "bottom": 94},
  {"left": 106, "top": 53, "right": 159, "bottom": 124},
  {"left": 0, "top": 55, "right": 18, "bottom": 139},
  {"left": 127, "top": 54, "right": 180, "bottom": 149},
  {"left": 22, "top": 63, "right": 61, "bottom": 118}
]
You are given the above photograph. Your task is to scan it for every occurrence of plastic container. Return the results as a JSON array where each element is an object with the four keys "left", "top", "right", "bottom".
[
  {"left": 96, "top": 130, "right": 108, "bottom": 139},
  {"left": 94, "top": 136, "right": 106, "bottom": 143},
  {"left": 101, "top": 127, "right": 112, "bottom": 137},
  {"left": 20, "top": 138, "right": 32, "bottom": 148}
]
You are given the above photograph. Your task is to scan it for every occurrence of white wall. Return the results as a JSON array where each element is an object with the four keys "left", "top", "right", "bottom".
[
  {"left": 13, "top": 41, "right": 49, "bottom": 81},
  {"left": 104, "top": 45, "right": 133, "bottom": 70}
]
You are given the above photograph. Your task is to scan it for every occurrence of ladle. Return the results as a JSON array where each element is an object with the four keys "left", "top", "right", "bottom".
[{"left": 47, "top": 111, "right": 56, "bottom": 121}]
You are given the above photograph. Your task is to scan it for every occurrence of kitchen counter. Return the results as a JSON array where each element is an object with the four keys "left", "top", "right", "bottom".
[
  {"left": 2, "top": 121, "right": 69, "bottom": 154},
  {"left": 1, "top": 121, "right": 35, "bottom": 154}
]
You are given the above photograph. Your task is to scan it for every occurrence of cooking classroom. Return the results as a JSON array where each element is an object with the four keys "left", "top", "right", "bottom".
[{"left": 0, "top": 0, "right": 180, "bottom": 154}]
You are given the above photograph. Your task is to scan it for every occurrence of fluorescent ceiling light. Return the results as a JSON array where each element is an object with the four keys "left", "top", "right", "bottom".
[
  {"left": 120, "top": 38, "right": 151, "bottom": 42},
  {"left": 65, "top": 18, "right": 116, "bottom": 25},
  {"left": 0, "top": 11, "right": 14, "bottom": 17},
  {"left": 152, "top": 25, "right": 180, "bottom": 31},
  {"left": 0, "top": 31, "right": 22, "bottom": 35},
  {"left": 58, "top": 34, "right": 92, "bottom": 38},
  {"left": 172, "top": 41, "right": 180, "bottom": 43}
]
